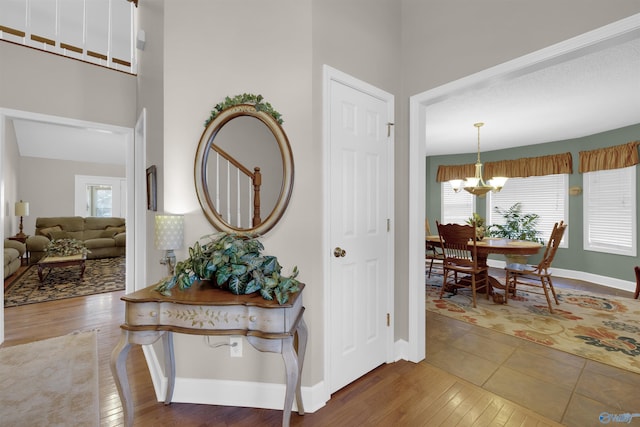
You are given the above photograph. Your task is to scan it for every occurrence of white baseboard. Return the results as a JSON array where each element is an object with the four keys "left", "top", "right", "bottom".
[
  {"left": 394, "top": 338, "right": 410, "bottom": 362},
  {"left": 142, "top": 345, "right": 329, "bottom": 413},
  {"left": 486, "top": 260, "right": 636, "bottom": 293}
]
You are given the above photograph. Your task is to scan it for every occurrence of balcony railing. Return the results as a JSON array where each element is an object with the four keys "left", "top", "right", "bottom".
[{"left": 0, "top": 0, "right": 136, "bottom": 73}]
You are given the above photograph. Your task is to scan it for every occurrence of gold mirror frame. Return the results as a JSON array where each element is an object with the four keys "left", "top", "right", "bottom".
[{"left": 194, "top": 104, "right": 294, "bottom": 235}]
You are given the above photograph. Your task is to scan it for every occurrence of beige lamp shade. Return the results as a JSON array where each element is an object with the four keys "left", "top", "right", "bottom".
[
  {"left": 154, "top": 215, "right": 184, "bottom": 250},
  {"left": 15, "top": 200, "right": 29, "bottom": 217}
]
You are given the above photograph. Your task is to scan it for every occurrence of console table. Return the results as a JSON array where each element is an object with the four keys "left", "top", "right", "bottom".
[{"left": 110, "top": 281, "right": 307, "bottom": 427}]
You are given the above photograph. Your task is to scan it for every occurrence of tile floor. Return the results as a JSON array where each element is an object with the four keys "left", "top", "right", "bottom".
[{"left": 426, "top": 271, "right": 640, "bottom": 426}]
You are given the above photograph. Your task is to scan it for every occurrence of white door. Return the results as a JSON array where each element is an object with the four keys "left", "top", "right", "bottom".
[{"left": 327, "top": 69, "right": 394, "bottom": 393}]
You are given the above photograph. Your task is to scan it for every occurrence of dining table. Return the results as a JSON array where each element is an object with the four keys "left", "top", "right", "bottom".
[{"left": 425, "top": 235, "right": 543, "bottom": 292}]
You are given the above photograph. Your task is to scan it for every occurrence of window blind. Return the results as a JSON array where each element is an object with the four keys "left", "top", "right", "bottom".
[
  {"left": 487, "top": 174, "right": 568, "bottom": 246},
  {"left": 583, "top": 166, "right": 636, "bottom": 256}
]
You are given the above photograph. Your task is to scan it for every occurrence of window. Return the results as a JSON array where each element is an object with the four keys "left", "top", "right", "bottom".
[
  {"left": 487, "top": 174, "right": 568, "bottom": 246},
  {"left": 75, "top": 175, "right": 126, "bottom": 218},
  {"left": 583, "top": 166, "right": 636, "bottom": 256},
  {"left": 441, "top": 183, "right": 475, "bottom": 224},
  {"left": 87, "top": 184, "right": 113, "bottom": 217}
]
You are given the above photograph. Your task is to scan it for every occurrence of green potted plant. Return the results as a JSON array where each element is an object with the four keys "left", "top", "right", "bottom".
[
  {"left": 488, "top": 202, "right": 543, "bottom": 264},
  {"left": 155, "top": 232, "right": 300, "bottom": 305},
  {"left": 487, "top": 202, "right": 543, "bottom": 243}
]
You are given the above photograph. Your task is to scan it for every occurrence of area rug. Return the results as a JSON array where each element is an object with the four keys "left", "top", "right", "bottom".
[
  {"left": 426, "top": 274, "right": 640, "bottom": 375},
  {"left": 4, "top": 256, "right": 125, "bottom": 307},
  {"left": 0, "top": 331, "right": 99, "bottom": 426}
]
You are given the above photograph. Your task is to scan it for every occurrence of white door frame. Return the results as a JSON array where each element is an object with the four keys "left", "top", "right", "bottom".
[
  {"left": 0, "top": 108, "right": 145, "bottom": 343},
  {"left": 323, "top": 65, "right": 395, "bottom": 396},
  {"left": 407, "top": 15, "right": 640, "bottom": 362}
]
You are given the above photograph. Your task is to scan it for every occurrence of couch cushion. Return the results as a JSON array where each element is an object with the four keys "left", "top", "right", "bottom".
[
  {"left": 84, "top": 238, "right": 116, "bottom": 249},
  {"left": 48, "top": 230, "right": 71, "bottom": 240},
  {"left": 106, "top": 225, "right": 126, "bottom": 234},
  {"left": 85, "top": 217, "right": 125, "bottom": 231},
  {"left": 39, "top": 225, "right": 63, "bottom": 238}
]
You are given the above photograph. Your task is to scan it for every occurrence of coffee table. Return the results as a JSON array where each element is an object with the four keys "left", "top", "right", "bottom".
[{"left": 37, "top": 253, "right": 87, "bottom": 283}]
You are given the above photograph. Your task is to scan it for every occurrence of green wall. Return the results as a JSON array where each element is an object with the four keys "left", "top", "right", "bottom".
[{"left": 426, "top": 123, "right": 640, "bottom": 283}]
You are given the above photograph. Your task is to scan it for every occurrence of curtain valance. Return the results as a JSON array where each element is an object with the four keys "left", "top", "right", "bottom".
[
  {"left": 436, "top": 152, "right": 573, "bottom": 183},
  {"left": 578, "top": 141, "right": 640, "bottom": 173}
]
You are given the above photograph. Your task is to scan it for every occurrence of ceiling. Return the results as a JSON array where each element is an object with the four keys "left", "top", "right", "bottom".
[
  {"left": 12, "top": 119, "right": 126, "bottom": 166},
  {"left": 424, "top": 34, "right": 640, "bottom": 156}
]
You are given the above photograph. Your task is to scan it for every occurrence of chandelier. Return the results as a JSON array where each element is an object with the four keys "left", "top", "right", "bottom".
[{"left": 450, "top": 122, "right": 508, "bottom": 196}]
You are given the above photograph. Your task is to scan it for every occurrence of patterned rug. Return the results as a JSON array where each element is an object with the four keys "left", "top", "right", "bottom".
[
  {"left": 4, "top": 256, "right": 125, "bottom": 307},
  {"left": 426, "top": 273, "right": 640, "bottom": 375}
]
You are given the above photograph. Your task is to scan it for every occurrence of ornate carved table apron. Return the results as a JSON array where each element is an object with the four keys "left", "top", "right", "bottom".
[{"left": 110, "top": 281, "right": 307, "bottom": 427}]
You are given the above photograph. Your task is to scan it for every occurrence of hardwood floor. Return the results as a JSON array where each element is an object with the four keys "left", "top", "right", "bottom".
[{"left": 2, "top": 286, "right": 563, "bottom": 426}]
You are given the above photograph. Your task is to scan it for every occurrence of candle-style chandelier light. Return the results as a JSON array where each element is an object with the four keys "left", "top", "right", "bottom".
[{"left": 449, "top": 122, "right": 508, "bottom": 196}]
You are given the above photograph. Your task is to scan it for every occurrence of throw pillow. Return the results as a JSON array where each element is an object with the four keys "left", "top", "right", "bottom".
[
  {"left": 39, "top": 225, "right": 63, "bottom": 238},
  {"left": 48, "top": 230, "right": 70, "bottom": 240},
  {"left": 101, "top": 230, "right": 117, "bottom": 238},
  {"left": 106, "top": 225, "right": 126, "bottom": 234}
]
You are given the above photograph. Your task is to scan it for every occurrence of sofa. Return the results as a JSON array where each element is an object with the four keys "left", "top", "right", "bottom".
[
  {"left": 26, "top": 216, "right": 126, "bottom": 263},
  {"left": 4, "top": 239, "right": 26, "bottom": 279}
]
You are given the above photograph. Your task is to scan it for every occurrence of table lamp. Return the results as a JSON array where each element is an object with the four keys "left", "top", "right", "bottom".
[
  {"left": 15, "top": 200, "right": 29, "bottom": 239},
  {"left": 154, "top": 214, "right": 184, "bottom": 276}
]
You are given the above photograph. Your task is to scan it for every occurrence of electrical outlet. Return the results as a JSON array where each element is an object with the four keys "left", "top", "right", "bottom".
[{"left": 230, "top": 337, "right": 243, "bottom": 357}]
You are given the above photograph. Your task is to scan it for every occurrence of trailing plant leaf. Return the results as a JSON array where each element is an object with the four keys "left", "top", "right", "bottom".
[{"left": 155, "top": 232, "right": 301, "bottom": 304}]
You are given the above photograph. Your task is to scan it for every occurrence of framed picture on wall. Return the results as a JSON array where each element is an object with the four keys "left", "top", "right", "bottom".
[{"left": 146, "top": 165, "right": 157, "bottom": 211}]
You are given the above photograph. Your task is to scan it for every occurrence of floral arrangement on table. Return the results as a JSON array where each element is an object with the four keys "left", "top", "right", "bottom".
[
  {"left": 45, "top": 238, "right": 89, "bottom": 257},
  {"left": 204, "top": 93, "right": 284, "bottom": 127},
  {"left": 465, "top": 213, "right": 486, "bottom": 240},
  {"left": 155, "top": 232, "right": 300, "bottom": 305}
]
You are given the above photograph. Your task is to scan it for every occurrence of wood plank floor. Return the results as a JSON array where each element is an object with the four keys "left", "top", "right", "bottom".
[{"left": 2, "top": 285, "right": 562, "bottom": 427}]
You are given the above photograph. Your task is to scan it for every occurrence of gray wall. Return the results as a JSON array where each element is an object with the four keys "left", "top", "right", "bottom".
[{"left": 426, "top": 123, "right": 640, "bottom": 282}]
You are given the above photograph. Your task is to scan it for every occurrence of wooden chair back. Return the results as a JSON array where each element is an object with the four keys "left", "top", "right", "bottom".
[
  {"left": 535, "top": 221, "right": 567, "bottom": 275},
  {"left": 634, "top": 265, "right": 640, "bottom": 299},
  {"left": 436, "top": 221, "right": 480, "bottom": 269}
]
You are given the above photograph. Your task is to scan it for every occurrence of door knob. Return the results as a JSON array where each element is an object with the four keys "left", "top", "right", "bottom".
[{"left": 333, "top": 247, "right": 346, "bottom": 258}]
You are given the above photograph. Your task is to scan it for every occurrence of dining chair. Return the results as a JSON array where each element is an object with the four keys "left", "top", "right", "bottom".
[
  {"left": 436, "top": 221, "right": 489, "bottom": 308},
  {"left": 504, "top": 221, "right": 567, "bottom": 313},
  {"left": 425, "top": 218, "right": 444, "bottom": 277},
  {"left": 634, "top": 266, "right": 639, "bottom": 299}
]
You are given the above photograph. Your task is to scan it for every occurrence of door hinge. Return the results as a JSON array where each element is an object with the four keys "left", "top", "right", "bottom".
[
  {"left": 387, "top": 218, "right": 391, "bottom": 232},
  {"left": 387, "top": 313, "right": 391, "bottom": 327},
  {"left": 387, "top": 122, "right": 394, "bottom": 138}
]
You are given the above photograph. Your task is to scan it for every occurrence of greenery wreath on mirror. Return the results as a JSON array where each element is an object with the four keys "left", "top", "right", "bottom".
[
  {"left": 155, "top": 232, "right": 300, "bottom": 304},
  {"left": 204, "top": 93, "right": 284, "bottom": 127}
]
